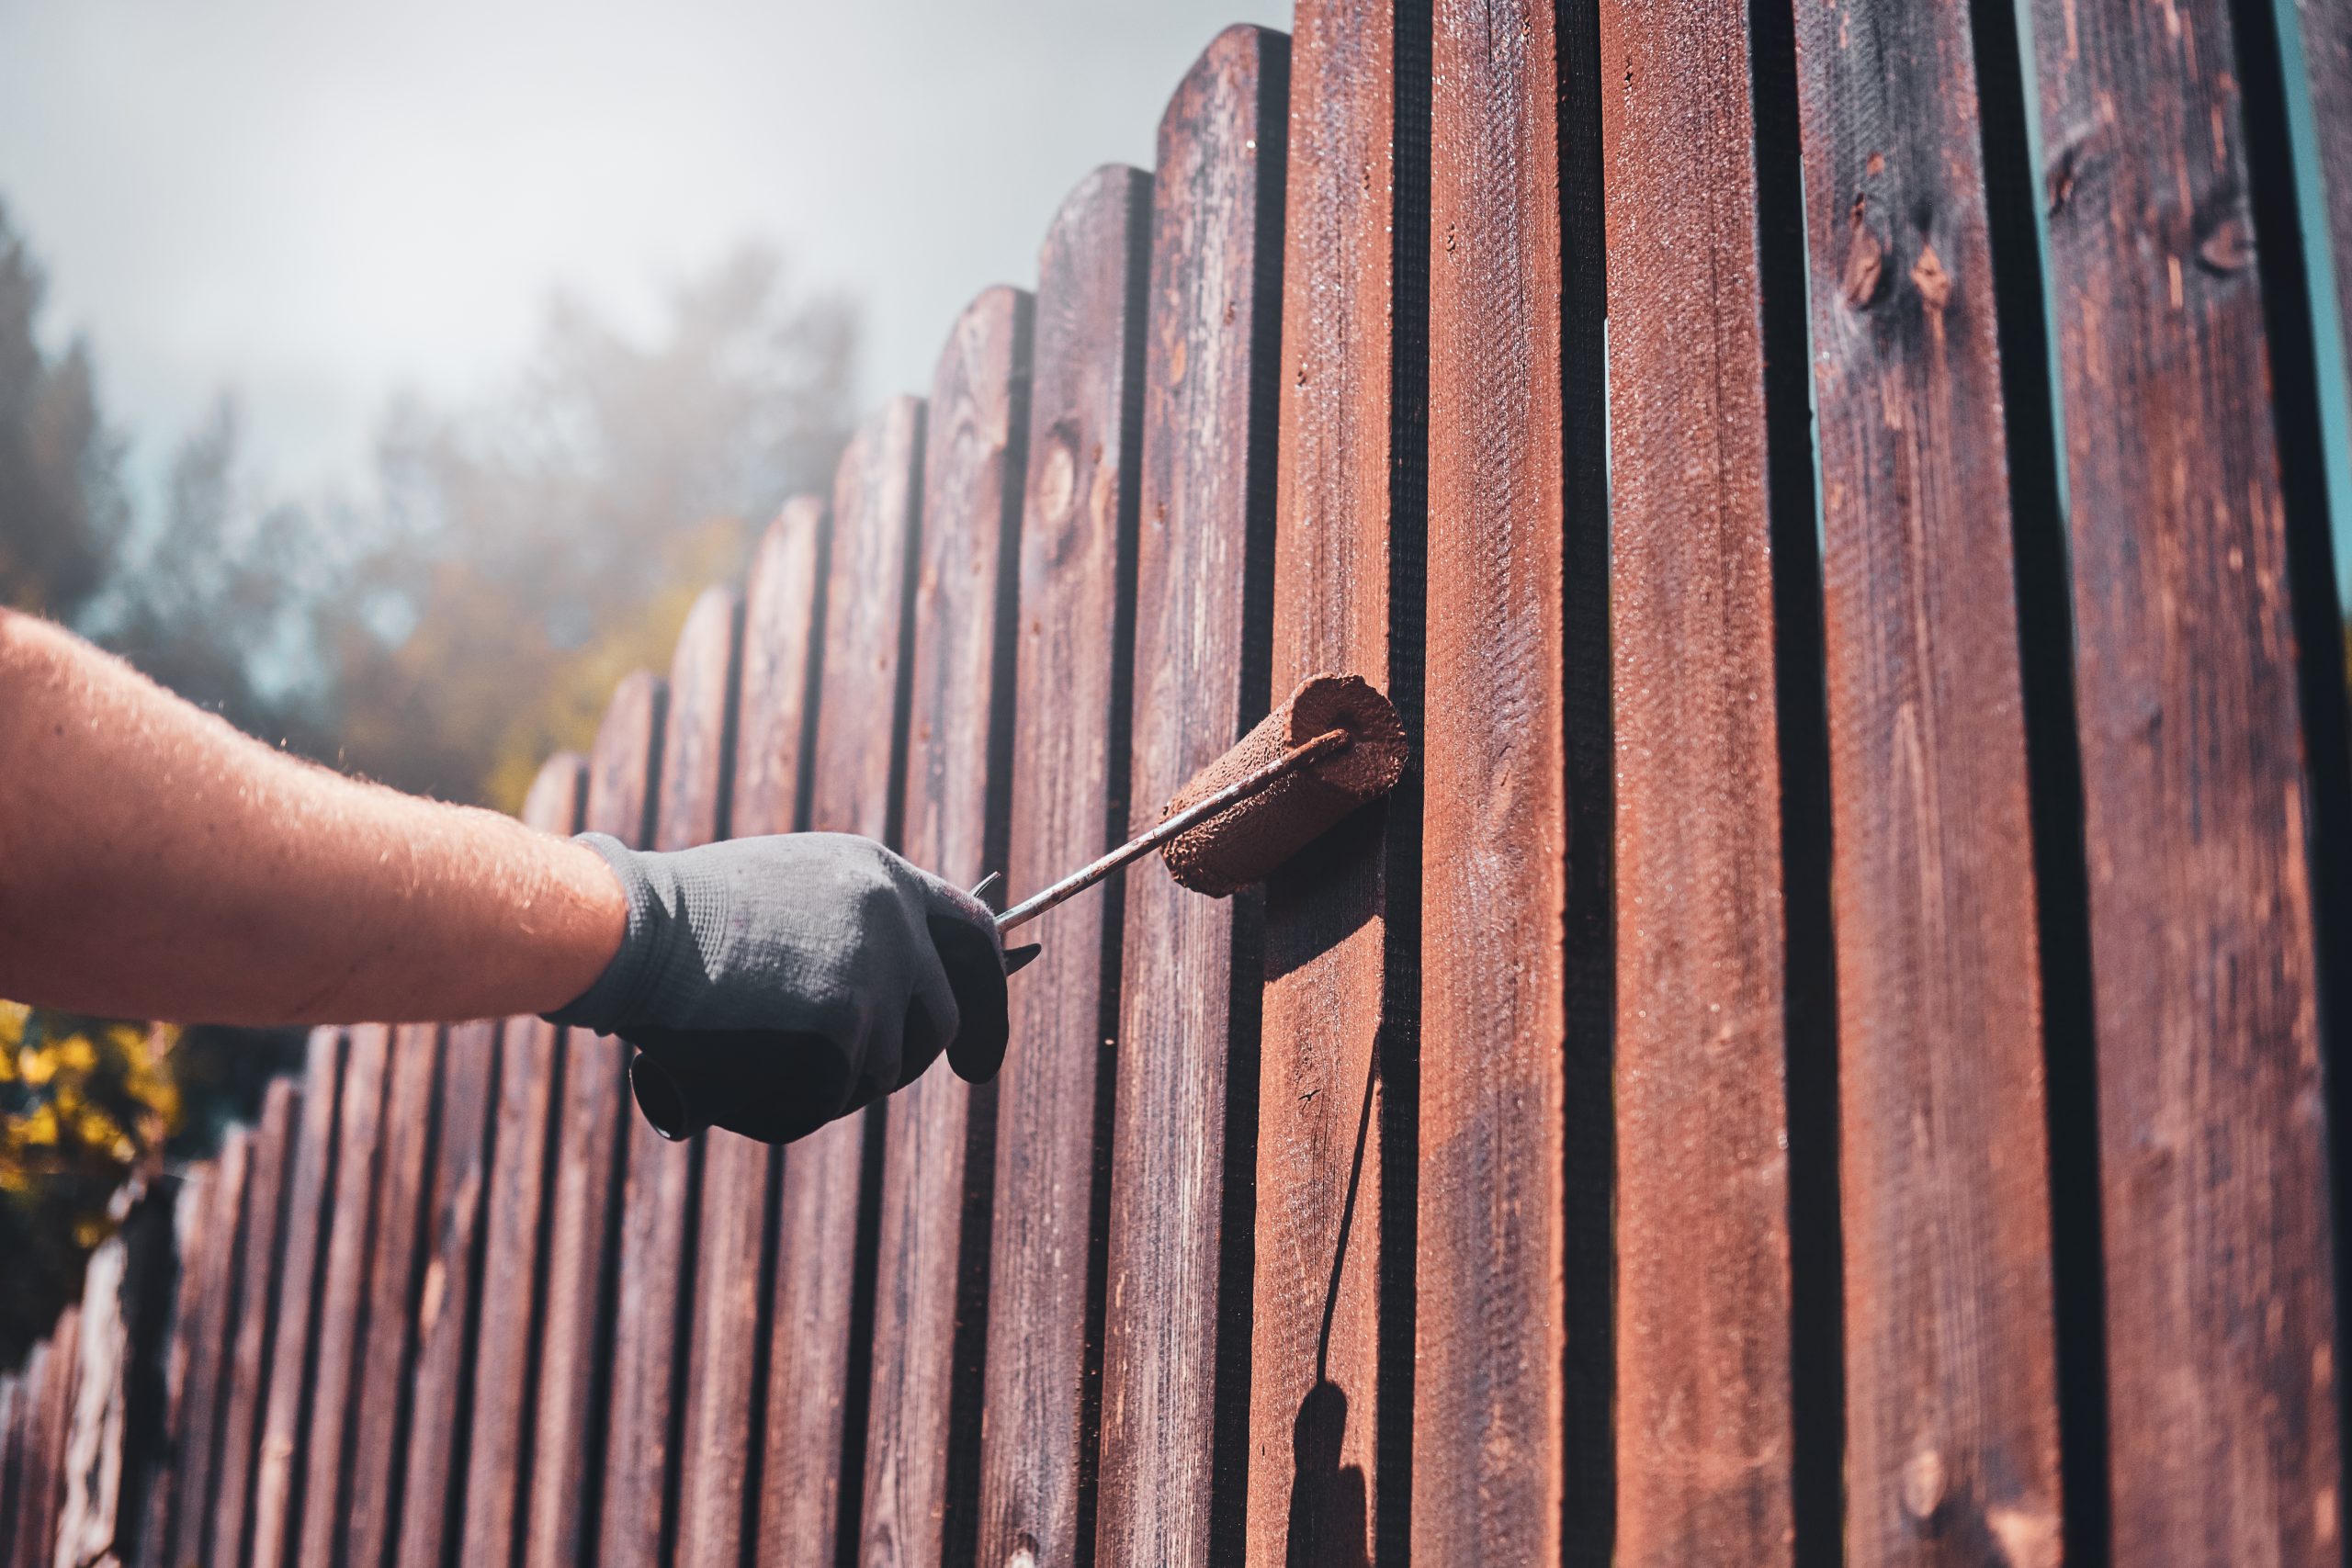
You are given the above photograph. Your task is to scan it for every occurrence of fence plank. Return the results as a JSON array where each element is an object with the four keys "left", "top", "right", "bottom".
[
  {"left": 206, "top": 1078, "right": 300, "bottom": 1568},
  {"left": 1788, "top": 0, "right": 2067, "bottom": 1561},
  {"left": 529, "top": 671, "right": 665, "bottom": 1568},
  {"left": 761, "top": 398, "right": 924, "bottom": 1564},
  {"left": 2026, "top": 1, "right": 2345, "bottom": 1556},
  {"left": 0, "top": 1376, "right": 17, "bottom": 1564},
  {"left": 1249, "top": 0, "right": 1424, "bottom": 1560},
  {"left": 974, "top": 166, "right": 1150, "bottom": 1568},
  {"left": 249, "top": 1029, "right": 345, "bottom": 1568},
  {"left": 1598, "top": 0, "right": 1800, "bottom": 1560},
  {"left": 10, "top": 1345, "right": 51, "bottom": 1568},
  {"left": 1095, "top": 28, "right": 1287, "bottom": 1568},
  {"left": 137, "top": 1169, "right": 212, "bottom": 1568},
  {"left": 165, "top": 1129, "right": 252, "bottom": 1568},
  {"left": 23, "top": 1309, "right": 78, "bottom": 1568},
  {"left": 1416, "top": 0, "right": 1570, "bottom": 1560},
  {"left": 458, "top": 754, "right": 585, "bottom": 1568},
  {"left": 599, "top": 586, "right": 740, "bottom": 1568},
  {"left": 862, "top": 284, "right": 1030, "bottom": 1568},
  {"left": 675, "top": 503, "right": 826, "bottom": 1568}
]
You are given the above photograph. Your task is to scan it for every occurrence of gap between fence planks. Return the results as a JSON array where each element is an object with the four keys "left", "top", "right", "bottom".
[{"left": 204, "top": 1077, "right": 300, "bottom": 1568}]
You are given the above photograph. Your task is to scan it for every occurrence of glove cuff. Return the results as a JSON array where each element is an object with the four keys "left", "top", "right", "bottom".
[{"left": 543, "top": 832, "right": 670, "bottom": 1032}]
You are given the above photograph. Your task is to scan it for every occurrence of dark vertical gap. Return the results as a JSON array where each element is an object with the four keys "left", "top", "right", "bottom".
[
  {"left": 830, "top": 1103, "right": 889, "bottom": 1568},
  {"left": 117, "top": 1175, "right": 188, "bottom": 1564},
  {"left": 2233, "top": 2, "right": 2352, "bottom": 1550},
  {"left": 279, "top": 1030, "right": 349, "bottom": 1568},
  {"left": 1970, "top": 0, "right": 2110, "bottom": 1559},
  {"left": 793, "top": 503, "right": 836, "bottom": 839},
  {"left": 1375, "top": 4, "right": 1431, "bottom": 1564},
  {"left": 238, "top": 1082, "right": 306, "bottom": 1568},
  {"left": 1747, "top": 1, "right": 1844, "bottom": 1562},
  {"left": 196, "top": 1127, "right": 264, "bottom": 1562},
  {"left": 328, "top": 1035, "right": 398, "bottom": 1568},
  {"left": 883, "top": 405, "right": 928, "bottom": 856},
  {"left": 378, "top": 1025, "right": 452, "bottom": 1568},
  {"left": 1555, "top": 0, "right": 1616, "bottom": 1556},
  {"left": 1069, "top": 168, "right": 1153, "bottom": 1568},
  {"left": 439, "top": 1028, "right": 503, "bottom": 1568},
  {"left": 1206, "top": 33, "right": 1287, "bottom": 1562},
  {"left": 512, "top": 1043, "right": 574, "bottom": 1568}
]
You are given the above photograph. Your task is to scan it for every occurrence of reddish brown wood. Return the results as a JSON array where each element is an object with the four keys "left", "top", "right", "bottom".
[
  {"left": 860, "top": 285, "right": 1030, "bottom": 1568},
  {"left": 528, "top": 671, "right": 664, "bottom": 1568},
  {"left": 972, "top": 167, "right": 1149, "bottom": 1568},
  {"left": 675, "top": 505, "right": 826, "bottom": 1568},
  {"left": 2299, "top": 0, "right": 2352, "bottom": 410},
  {"left": 250, "top": 1029, "right": 344, "bottom": 1568},
  {"left": 598, "top": 585, "right": 738, "bottom": 1568},
  {"left": 1789, "top": 1, "right": 2067, "bottom": 1560},
  {"left": 1598, "top": 0, "right": 1797, "bottom": 1560},
  {"left": 458, "top": 753, "right": 584, "bottom": 1568},
  {"left": 138, "top": 1166, "right": 214, "bottom": 1568},
  {"left": 1095, "top": 29, "right": 1287, "bottom": 1568},
  {"left": 55, "top": 1189, "right": 176, "bottom": 1568},
  {"left": 165, "top": 1129, "right": 253, "bottom": 1568},
  {"left": 1248, "top": 0, "right": 1417, "bottom": 1559},
  {"left": 760, "top": 397, "right": 924, "bottom": 1564},
  {"left": 207, "top": 1077, "right": 300, "bottom": 1568},
  {"left": 1415, "top": 0, "right": 1571, "bottom": 1560},
  {"left": 0, "top": 1374, "right": 18, "bottom": 1565},
  {"left": 2027, "top": 0, "right": 2345, "bottom": 1555},
  {"left": 23, "top": 1308, "right": 79, "bottom": 1568},
  {"left": 8, "top": 1342, "right": 51, "bottom": 1568}
]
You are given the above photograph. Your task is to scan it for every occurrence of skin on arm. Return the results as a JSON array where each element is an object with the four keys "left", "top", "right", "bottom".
[{"left": 0, "top": 607, "right": 626, "bottom": 1026}]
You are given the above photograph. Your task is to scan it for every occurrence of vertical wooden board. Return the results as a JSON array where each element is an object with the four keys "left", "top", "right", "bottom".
[
  {"left": 2299, "top": 0, "right": 2352, "bottom": 435},
  {"left": 760, "top": 396, "right": 923, "bottom": 1564},
  {"left": 1599, "top": 0, "right": 1798, "bottom": 1560},
  {"left": 1789, "top": 0, "right": 2066, "bottom": 1561},
  {"left": 458, "top": 753, "right": 584, "bottom": 1568},
  {"left": 164, "top": 1131, "right": 253, "bottom": 1568},
  {"left": 1416, "top": 0, "right": 1569, "bottom": 1560},
  {"left": 8, "top": 1346, "right": 50, "bottom": 1568},
  {"left": 249, "top": 1030, "right": 345, "bottom": 1568},
  {"left": 528, "top": 671, "right": 664, "bottom": 1568},
  {"left": 207, "top": 1077, "right": 300, "bottom": 1568},
  {"left": 26, "top": 1310, "right": 80, "bottom": 1568},
  {"left": 137, "top": 1168, "right": 212, "bottom": 1568},
  {"left": 0, "top": 1376, "right": 17, "bottom": 1562},
  {"left": 1250, "top": 0, "right": 1422, "bottom": 1561},
  {"left": 296, "top": 1022, "right": 394, "bottom": 1568},
  {"left": 675, "top": 505, "right": 825, "bottom": 1568},
  {"left": 859, "top": 286, "right": 1029, "bottom": 1568},
  {"left": 972, "top": 167, "right": 1150, "bottom": 1568},
  {"left": 2027, "top": 0, "right": 2344, "bottom": 1556},
  {"left": 393, "top": 1012, "right": 499, "bottom": 1568},
  {"left": 600, "top": 586, "right": 739, "bottom": 1568},
  {"left": 1096, "top": 29, "right": 1288, "bottom": 1568}
]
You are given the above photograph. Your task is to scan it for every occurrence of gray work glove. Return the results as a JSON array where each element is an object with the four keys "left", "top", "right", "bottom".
[{"left": 546, "top": 831, "right": 1010, "bottom": 1145}]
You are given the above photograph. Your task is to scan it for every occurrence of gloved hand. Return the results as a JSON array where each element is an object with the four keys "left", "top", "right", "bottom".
[{"left": 545, "top": 831, "right": 1010, "bottom": 1145}]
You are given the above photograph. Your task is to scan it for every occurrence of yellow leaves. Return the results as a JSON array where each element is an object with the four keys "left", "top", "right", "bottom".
[{"left": 2, "top": 1002, "right": 181, "bottom": 1261}]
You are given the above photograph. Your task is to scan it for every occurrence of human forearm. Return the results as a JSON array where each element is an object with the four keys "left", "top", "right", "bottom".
[{"left": 0, "top": 609, "right": 624, "bottom": 1025}]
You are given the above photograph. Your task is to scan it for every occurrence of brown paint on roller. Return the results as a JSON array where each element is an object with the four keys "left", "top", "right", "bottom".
[{"left": 1159, "top": 672, "right": 1407, "bottom": 897}]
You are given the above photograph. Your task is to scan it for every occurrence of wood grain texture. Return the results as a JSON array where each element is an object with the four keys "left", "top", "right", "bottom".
[
  {"left": 1250, "top": 0, "right": 1422, "bottom": 1560},
  {"left": 1790, "top": 1, "right": 2066, "bottom": 1561},
  {"left": 206, "top": 1077, "right": 300, "bottom": 1568},
  {"left": 1416, "top": 0, "right": 1569, "bottom": 1560},
  {"left": 55, "top": 1189, "right": 178, "bottom": 1568},
  {"left": 2298, "top": 0, "right": 2352, "bottom": 425},
  {"left": 1598, "top": 0, "right": 1796, "bottom": 1559},
  {"left": 860, "top": 285, "right": 1030, "bottom": 1568},
  {"left": 528, "top": 671, "right": 664, "bottom": 1568},
  {"left": 974, "top": 165, "right": 1150, "bottom": 1568},
  {"left": 137, "top": 1169, "right": 212, "bottom": 1568},
  {"left": 1095, "top": 28, "right": 1286, "bottom": 1568},
  {"left": 0, "top": 1376, "right": 17, "bottom": 1566},
  {"left": 250, "top": 1029, "right": 343, "bottom": 1568},
  {"left": 459, "top": 754, "right": 583, "bottom": 1568},
  {"left": 761, "top": 397, "right": 925, "bottom": 1565},
  {"left": 675, "top": 505, "right": 825, "bottom": 1568},
  {"left": 7, "top": 1344, "right": 50, "bottom": 1568},
  {"left": 23, "top": 1308, "right": 78, "bottom": 1568},
  {"left": 2026, "top": 0, "right": 2345, "bottom": 1556},
  {"left": 165, "top": 1129, "right": 252, "bottom": 1568},
  {"left": 598, "top": 586, "right": 739, "bottom": 1568}
]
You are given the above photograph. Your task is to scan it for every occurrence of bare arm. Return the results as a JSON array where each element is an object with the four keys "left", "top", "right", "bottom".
[{"left": 0, "top": 608, "right": 624, "bottom": 1025}]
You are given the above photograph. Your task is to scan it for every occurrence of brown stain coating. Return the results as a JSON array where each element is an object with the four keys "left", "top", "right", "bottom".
[
  {"left": 164, "top": 1131, "right": 250, "bottom": 1568},
  {"left": 2028, "top": 0, "right": 2344, "bottom": 1557},
  {"left": 206, "top": 1077, "right": 300, "bottom": 1568}
]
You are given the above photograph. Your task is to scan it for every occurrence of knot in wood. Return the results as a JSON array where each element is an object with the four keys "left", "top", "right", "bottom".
[{"left": 1842, "top": 197, "right": 1888, "bottom": 310}]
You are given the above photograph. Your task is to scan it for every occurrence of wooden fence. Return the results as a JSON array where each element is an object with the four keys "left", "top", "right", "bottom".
[{"left": 8, "top": 0, "right": 2352, "bottom": 1561}]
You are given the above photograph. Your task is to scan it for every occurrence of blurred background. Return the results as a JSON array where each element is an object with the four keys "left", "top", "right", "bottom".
[{"left": 0, "top": 0, "right": 1284, "bottom": 1364}]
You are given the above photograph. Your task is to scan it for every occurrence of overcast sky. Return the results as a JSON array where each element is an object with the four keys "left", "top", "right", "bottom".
[{"left": 0, "top": 0, "right": 1289, "bottom": 501}]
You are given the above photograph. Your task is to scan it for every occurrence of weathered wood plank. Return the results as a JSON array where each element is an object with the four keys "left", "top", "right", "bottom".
[
  {"left": 1416, "top": 0, "right": 1572, "bottom": 1560},
  {"left": 1095, "top": 28, "right": 1287, "bottom": 1568},
  {"left": 528, "top": 671, "right": 665, "bottom": 1568},
  {"left": 137, "top": 1168, "right": 213, "bottom": 1568},
  {"left": 760, "top": 398, "right": 924, "bottom": 1564},
  {"left": 2026, "top": 0, "right": 2345, "bottom": 1556},
  {"left": 250, "top": 1028, "right": 344, "bottom": 1568},
  {"left": 0, "top": 1375, "right": 17, "bottom": 1566},
  {"left": 1248, "top": 0, "right": 1424, "bottom": 1560},
  {"left": 675, "top": 503, "right": 826, "bottom": 1568},
  {"left": 975, "top": 166, "right": 1150, "bottom": 1568},
  {"left": 206, "top": 1077, "right": 300, "bottom": 1568},
  {"left": 55, "top": 1182, "right": 179, "bottom": 1568},
  {"left": 8, "top": 1343, "right": 51, "bottom": 1568},
  {"left": 1789, "top": 0, "right": 2066, "bottom": 1561},
  {"left": 458, "top": 754, "right": 584, "bottom": 1568},
  {"left": 165, "top": 1129, "right": 252, "bottom": 1568},
  {"left": 861, "top": 284, "right": 1029, "bottom": 1568},
  {"left": 24, "top": 1308, "right": 79, "bottom": 1568},
  {"left": 599, "top": 585, "right": 739, "bottom": 1568},
  {"left": 1598, "top": 0, "right": 1798, "bottom": 1559}
]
